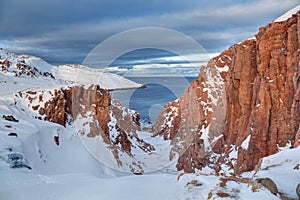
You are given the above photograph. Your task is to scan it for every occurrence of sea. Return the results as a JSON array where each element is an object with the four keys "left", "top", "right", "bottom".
[{"left": 111, "top": 76, "right": 196, "bottom": 125}]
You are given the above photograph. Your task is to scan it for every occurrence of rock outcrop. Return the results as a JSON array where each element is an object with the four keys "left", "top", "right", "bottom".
[
  {"left": 154, "top": 11, "right": 300, "bottom": 174},
  {"left": 0, "top": 54, "right": 54, "bottom": 78},
  {"left": 17, "top": 85, "right": 154, "bottom": 174},
  {"left": 256, "top": 178, "right": 278, "bottom": 195}
]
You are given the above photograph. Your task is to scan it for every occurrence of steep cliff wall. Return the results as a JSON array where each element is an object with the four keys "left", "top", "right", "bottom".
[{"left": 154, "top": 11, "right": 300, "bottom": 174}]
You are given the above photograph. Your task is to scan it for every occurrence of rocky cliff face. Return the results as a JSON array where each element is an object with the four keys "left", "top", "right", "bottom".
[
  {"left": 154, "top": 11, "right": 300, "bottom": 174},
  {"left": 17, "top": 85, "right": 154, "bottom": 174}
]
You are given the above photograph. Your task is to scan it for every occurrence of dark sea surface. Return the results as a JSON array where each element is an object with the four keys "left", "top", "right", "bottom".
[{"left": 111, "top": 77, "right": 196, "bottom": 124}]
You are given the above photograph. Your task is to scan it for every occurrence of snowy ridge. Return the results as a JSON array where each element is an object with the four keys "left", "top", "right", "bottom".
[
  {"left": 0, "top": 48, "right": 143, "bottom": 90},
  {"left": 0, "top": 49, "right": 52, "bottom": 73},
  {"left": 0, "top": 49, "right": 54, "bottom": 78},
  {"left": 18, "top": 54, "right": 53, "bottom": 73},
  {"left": 274, "top": 4, "right": 300, "bottom": 22},
  {"left": 52, "top": 64, "right": 143, "bottom": 90}
]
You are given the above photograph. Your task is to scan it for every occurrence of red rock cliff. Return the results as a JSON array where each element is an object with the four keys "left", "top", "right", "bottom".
[
  {"left": 154, "top": 11, "right": 300, "bottom": 174},
  {"left": 17, "top": 85, "right": 154, "bottom": 174}
]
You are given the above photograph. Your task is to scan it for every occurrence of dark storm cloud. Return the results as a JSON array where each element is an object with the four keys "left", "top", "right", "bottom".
[{"left": 0, "top": 0, "right": 299, "bottom": 65}]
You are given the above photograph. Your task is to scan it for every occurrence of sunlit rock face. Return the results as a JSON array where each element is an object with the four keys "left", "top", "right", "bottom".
[
  {"left": 18, "top": 85, "right": 155, "bottom": 174},
  {"left": 154, "top": 11, "right": 300, "bottom": 174}
]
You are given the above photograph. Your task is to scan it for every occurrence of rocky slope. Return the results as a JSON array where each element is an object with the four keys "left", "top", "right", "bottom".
[
  {"left": 16, "top": 85, "right": 154, "bottom": 174},
  {"left": 154, "top": 10, "right": 300, "bottom": 174}
]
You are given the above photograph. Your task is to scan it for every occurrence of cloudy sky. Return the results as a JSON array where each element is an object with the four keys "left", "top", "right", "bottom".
[{"left": 0, "top": 0, "right": 299, "bottom": 67}]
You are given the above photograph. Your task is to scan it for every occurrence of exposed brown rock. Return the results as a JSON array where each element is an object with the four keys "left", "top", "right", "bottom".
[
  {"left": 111, "top": 99, "right": 154, "bottom": 155},
  {"left": 3, "top": 60, "right": 10, "bottom": 67},
  {"left": 43, "top": 89, "right": 66, "bottom": 126},
  {"left": 0, "top": 57, "right": 54, "bottom": 78},
  {"left": 32, "top": 105, "right": 40, "bottom": 111},
  {"left": 3, "top": 115, "right": 19, "bottom": 122},
  {"left": 63, "top": 85, "right": 112, "bottom": 138},
  {"left": 20, "top": 85, "right": 154, "bottom": 174},
  {"left": 216, "top": 192, "right": 230, "bottom": 198},
  {"left": 154, "top": 11, "right": 300, "bottom": 174},
  {"left": 54, "top": 136, "right": 59, "bottom": 145}
]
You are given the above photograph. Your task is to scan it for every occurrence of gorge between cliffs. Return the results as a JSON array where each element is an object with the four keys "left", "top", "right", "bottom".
[
  {"left": 17, "top": 10, "right": 300, "bottom": 176},
  {"left": 1, "top": 5, "right": 300, "bottom": 200}
]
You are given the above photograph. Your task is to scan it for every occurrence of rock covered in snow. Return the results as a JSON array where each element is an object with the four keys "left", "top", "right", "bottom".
[
  {"left": 0, "top": 49, "right": 54, "bottom": 78},
  {"left": 16, "top": 84, "right": 155, "bottom": 174}
]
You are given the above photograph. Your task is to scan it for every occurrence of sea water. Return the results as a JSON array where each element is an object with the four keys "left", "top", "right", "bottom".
[{"left": 111, "top": 77, "right": 196, "bottom": 125}]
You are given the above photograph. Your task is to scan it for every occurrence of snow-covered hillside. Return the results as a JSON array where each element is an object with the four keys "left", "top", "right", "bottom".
[
  {"left": 0, "top": 49, "right": 143, "bottom": 90},
  {"left": 0, "top": 48, "right": 53, "bottom": 74},
  {"left": 52, "top": 64, "right": 143, "bottom": 89}
]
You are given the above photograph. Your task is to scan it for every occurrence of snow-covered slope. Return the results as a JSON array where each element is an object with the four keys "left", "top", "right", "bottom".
[
  {"left": 52, "top": 64, "right": 143, "bottom": 89},
  {"left": 247, "top": 147, "right": 300, "bottom": 199},
  {"left": 1, "top": 100, "right": 297, "bottom": 200},
  {"left": 0, "top": 49, "right": 143, "bottom": 90},
  {"left": 0, "top": 49, "right": 54, "bottom": 78},
  {"left": 274, "top": 4, "right": 300, "bottom": 22},
  {"left": 0, "top": 49, "right": 53, "bottom": 73}
]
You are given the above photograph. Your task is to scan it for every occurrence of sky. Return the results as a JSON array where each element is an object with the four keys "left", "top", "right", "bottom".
[{"left": 0, "top": 0, "right": 299, "bottom": 68}]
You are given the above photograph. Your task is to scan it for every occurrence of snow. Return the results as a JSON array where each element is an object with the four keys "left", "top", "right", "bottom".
[
  {"left": 217, "top": 65, "right": 229, "bottom": 73},
  {"left": 52, "top": 64, "right": 143, "bottom": 90},
  {"left": 0, "top": 171, "right": 184, "bottom": 200},
  {"left": 0, "top": 49, "right": 143, "bottom": 91},
  {"left": 0, "top": 49, "right": 52, "bottom": 76},
  {"left": 248, "top": 36, "right": 256, "bottom": 40},
  {"left": 279, "top": 98, "right": 283, "bottom": 103},
  {"left": 1, "top": 49, "right": 300, "bottom": 199},
  {"left": 274, "top": 4, "right": 300, "bottom": 22},
  {"left": 0, "top": 94, "right": 178, "bottom": 199},
  {"left": 201, "top": 63, "right": 225, "bottom": 106},
  {"left": 241, "top": 135, "right": 251, "bottom": 150},
  {"left": 200, "top": 125, "right": 211, "bottom": 150},
  {"left": 224, "top": 179, "right": 280, "bottom": 200},
  {"left": 244, "top": 147, "right": 300, "bottom": 199},
  {"left": 228, "top": 146, "right": 238, "bottom": 160},
  {"left": 19, "top": 54, "right": 53, "bottom": 73}
]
